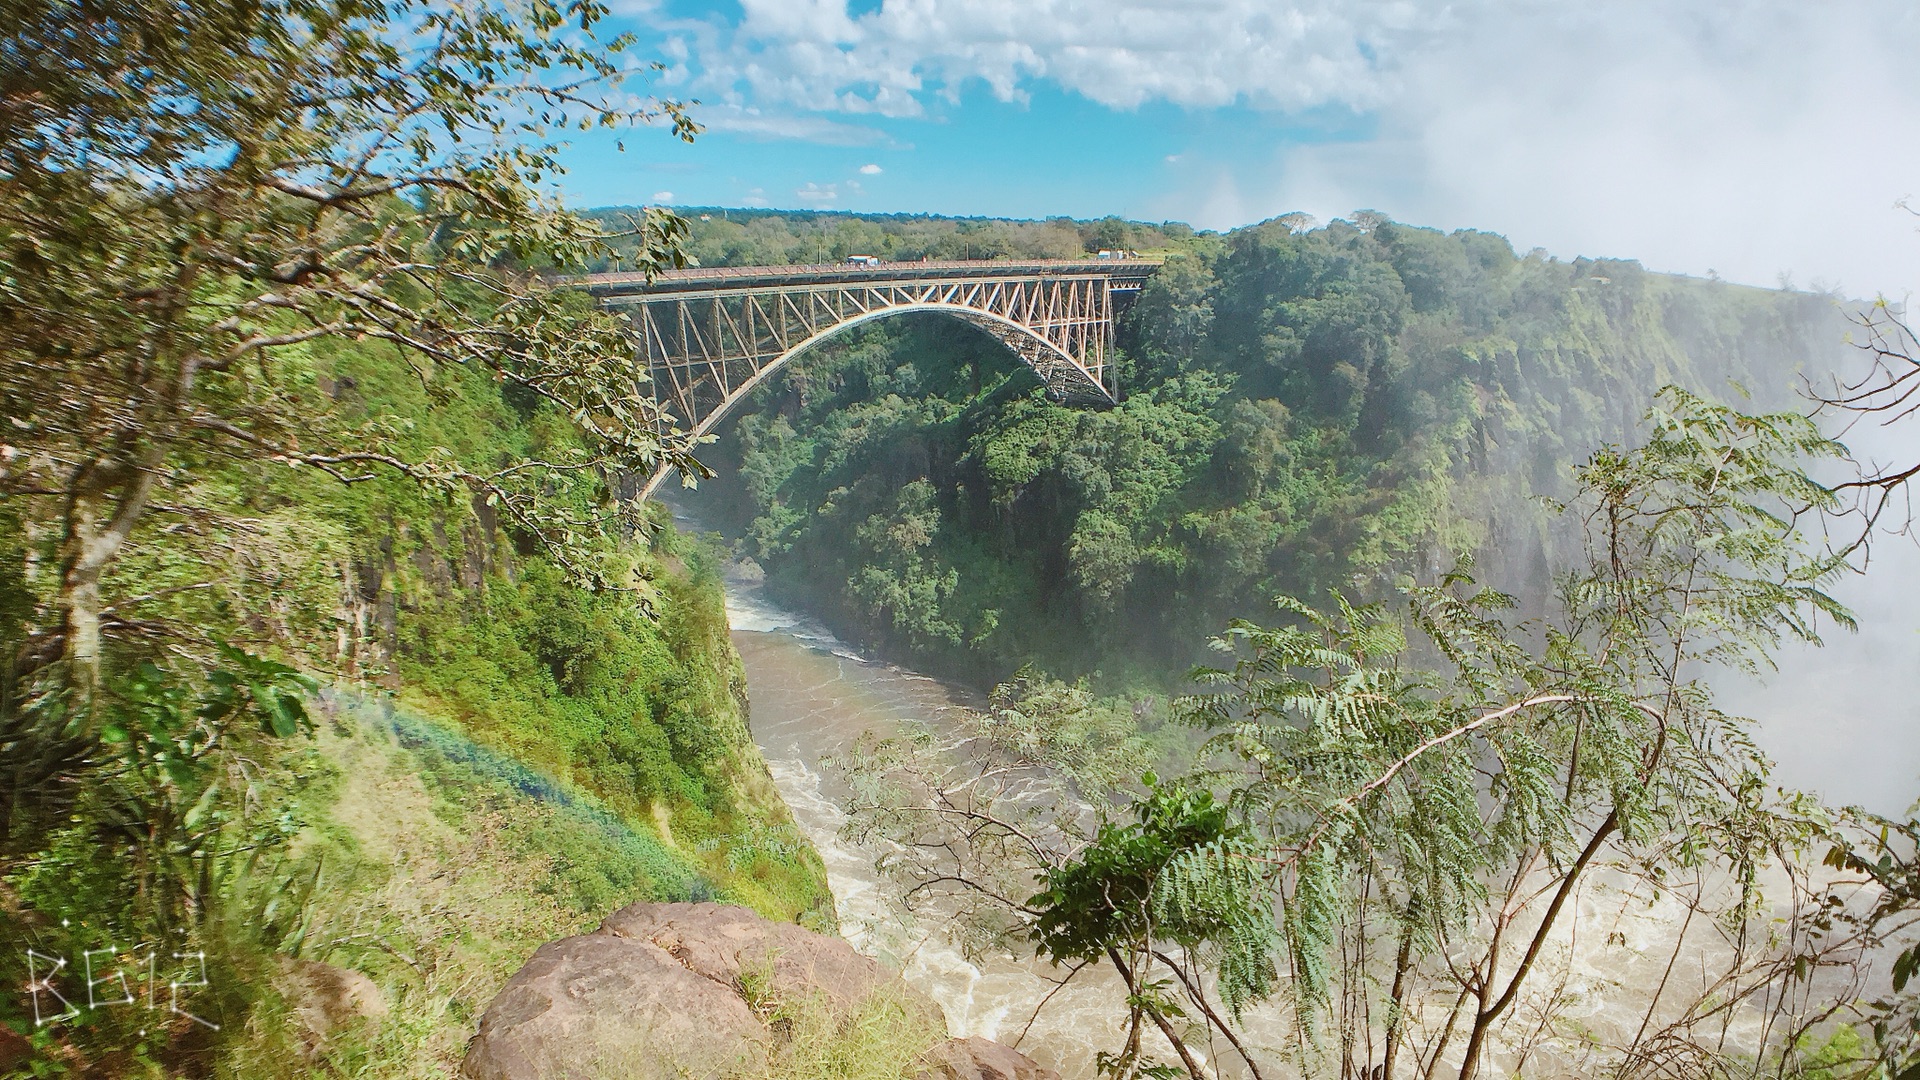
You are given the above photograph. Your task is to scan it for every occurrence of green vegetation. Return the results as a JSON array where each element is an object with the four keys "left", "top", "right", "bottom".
[
  {"left": 849, "top": 390, "right": 1907, "bottom": 1080},
  {"left": 203, "top": 692, "right": 768, "bottom": 1077},
  {"left": 0, "top": 1, "right": 827, "bottom": 1074},
  {"left": 6, "top": 2, "right": 1914, "bottom": 1078},
  {"left": 0, "top": 318, "right": 831, "bottom": 1075},
  {"left": 678, "top": 211, "right": 1845, "bottom": 691},
  {"left": 675, "top": 209, "right": 1920, "bottom": 1079}
]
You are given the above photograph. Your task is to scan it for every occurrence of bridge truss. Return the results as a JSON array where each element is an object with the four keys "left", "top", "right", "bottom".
[{"left": 584, "top": 260, "right": 1156, "bottom": 496}]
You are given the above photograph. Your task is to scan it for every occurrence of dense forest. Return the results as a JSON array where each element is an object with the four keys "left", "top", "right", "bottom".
[
  {"left": 639, "top": 209, "right": 1920, "bottom": 1080},
  {"left": 663, "top": 209, "right": 1848, "bottom": 687}
]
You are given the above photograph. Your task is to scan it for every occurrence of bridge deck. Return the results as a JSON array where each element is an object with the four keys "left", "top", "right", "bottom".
[{"left": 584, "top": 258, "right": 1162, "bottom": 298}]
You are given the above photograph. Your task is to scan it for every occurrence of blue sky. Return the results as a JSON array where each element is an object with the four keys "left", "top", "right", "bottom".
[
  {"left": 561, "top": 0, "right": 1920, "bottom": 298},
  {"left": 565, "top": 82, "right": 1375, "bottom": 226}
]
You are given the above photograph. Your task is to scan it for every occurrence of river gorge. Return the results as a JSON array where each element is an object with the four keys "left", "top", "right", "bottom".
[{"left": 686, "top": 493, "right": 1912, "bottom": 1080}]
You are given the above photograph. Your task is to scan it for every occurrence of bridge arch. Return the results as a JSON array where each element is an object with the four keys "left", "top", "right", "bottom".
[
  {"left": 581, "top": 259, "right": 1157, "bottom": 497},
  {"left": 679, "top": 301, "right": 1107, "bottom": 440},
  {"left": 637, "top": 302, "right": 1100, "bottom": 498}
]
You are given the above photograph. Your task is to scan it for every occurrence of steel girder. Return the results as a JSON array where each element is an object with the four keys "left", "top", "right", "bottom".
[{"left": 593, "top": 266, "right": 1144, "bottom": 497}]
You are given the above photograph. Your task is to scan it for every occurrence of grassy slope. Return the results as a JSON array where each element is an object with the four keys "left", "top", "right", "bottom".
[
  {"left": 219, "top": 357, "right": 839, "bottom": 1073},
  {"left": 307, "top": 333, "right": 833, "bottom": 927},
  {"left": 0, "top": 332, "right": 833, "bottom": 1076},
  {"left": 214, "top": 681, "right": 827, "bottom": 1077}
]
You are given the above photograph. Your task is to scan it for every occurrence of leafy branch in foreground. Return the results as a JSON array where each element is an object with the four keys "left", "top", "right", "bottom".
[
  {"left": 852, "top": 388, "right": 1895, "bottom": 1080},
  {"left": 1, "top": 0, "right": 698, "bottom": 685},
  {"left": 0, "top": 3, "right": 715, "bottom": 1065},
  {"left": 1805, "top": 201, "right": 1920, "bottom": 542},
  {"left": 839, "top": 676, "right": 1259, "bottom": 1080},
  {"left": 1178, "top": 388, "right": 1867, "bottom": 1079}
]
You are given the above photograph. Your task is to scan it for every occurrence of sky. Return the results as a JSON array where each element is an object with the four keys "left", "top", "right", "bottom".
[{"left": 567, "top": 0, "right": 1920, "bottom": 300}]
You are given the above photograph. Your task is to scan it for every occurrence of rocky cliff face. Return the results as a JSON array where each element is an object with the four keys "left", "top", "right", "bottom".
[{"left": 464, "top": 902, "right": 1058, "bottom": 1080}]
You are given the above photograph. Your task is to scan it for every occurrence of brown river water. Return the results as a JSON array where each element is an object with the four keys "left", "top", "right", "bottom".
[{"left": 720, "top": 558, "right": 1149, "bottom": 1074}]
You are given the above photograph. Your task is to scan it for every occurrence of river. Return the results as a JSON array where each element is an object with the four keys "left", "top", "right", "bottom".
[{"left": 716, "top": 556, "right": 1146, "bottom": 1076}]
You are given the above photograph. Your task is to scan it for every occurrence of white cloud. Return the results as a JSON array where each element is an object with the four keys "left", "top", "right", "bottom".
[
  {"left": 1242, "top": 1, "right": 1920, "bottom": 298},
  {"left": 682, "top": 0, "right": 1417, "bottom": 117},
  {"left": 691, "top": 103, "right": 897, "bottom": 146},
  {"left": 860, "top": 163, "right": 883, "bottom": 174},
  {"left": 672, "top": 0, "right": 1920, "bottom": 298},
  {"left": 650, "top": 190, "right": 674, "bottom": 202},
  {"left": 795, "top": 182, "right": 840, "bottom": 204},
  {"left": 946, "top": 0, "right": 1920, "bottom": 300}
]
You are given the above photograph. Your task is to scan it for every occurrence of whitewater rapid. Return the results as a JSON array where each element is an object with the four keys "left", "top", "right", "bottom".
[{"left": 717, "top": 558, "right": 1143, "bottom": 1076}]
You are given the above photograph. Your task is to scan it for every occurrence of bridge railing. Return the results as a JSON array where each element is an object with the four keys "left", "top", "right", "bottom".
[{"left": 584, "top": 257, "right": 1162, "bottom": 296}]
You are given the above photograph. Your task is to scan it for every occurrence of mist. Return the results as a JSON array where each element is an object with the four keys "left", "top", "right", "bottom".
[
  {"left": 1722, "top": 408, "right": 1920, "bottom": 816},
  {"left": 1723, "top": 543, "right": 1920, "bottom": 816}
]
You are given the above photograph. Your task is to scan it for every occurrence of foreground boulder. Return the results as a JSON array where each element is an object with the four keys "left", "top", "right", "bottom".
[
  {"left": 597, "top": 901, "right": 920, "bottom": 1019},
  {"left": 467, "top": 901, "right": 1001, "bottom": 1080},
  {"left": 463, "top": 928, "right": 767, "bottom": 1080}
]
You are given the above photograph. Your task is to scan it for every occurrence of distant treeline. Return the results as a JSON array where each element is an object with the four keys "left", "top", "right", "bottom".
[
  {"left": 584, "top": 206, "right": 1197, "bottom": 270},
  {"left": 664, "top": 209, "right": 1849, "bottom": 689}
]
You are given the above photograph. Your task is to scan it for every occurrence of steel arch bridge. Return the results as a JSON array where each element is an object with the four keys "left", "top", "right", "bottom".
[{"left": 583, "top": 258, "right": 1159, "bottom": 497}]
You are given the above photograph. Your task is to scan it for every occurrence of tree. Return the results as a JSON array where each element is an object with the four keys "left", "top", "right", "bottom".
[
  {"left": 1814, "top": 298, "right": 1920, "bottom": 532},
  {"left": 1179, "top": 388, "right": 1859, "bottom": 1079},
  {"left": 0, "top": 0, "right": 699, "bottom": 688},
  {"left": 1084, "top": 216, "right": 1135, "bottom": 253},
  {"left": 842, "top": 674, "right": 1247, "bottom": 1080},
  {"left": 1800, "top": 277, "right": 1920, "bottom": 1080},
  {"left": 850, "top": 389, "right": 1885, "bottom": 1079},
  {"left": 0, "top": 6, "right": 705, "bottom": 1048},
  {"left": 1126, "top": 254, "right": 1217, "bottom": 376}
]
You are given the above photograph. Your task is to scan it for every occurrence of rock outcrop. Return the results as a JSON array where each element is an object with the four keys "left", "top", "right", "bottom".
[
  {"left": 467, "top": 901, "right": 1057, "bottom": 1080},
  {"left": 463, "top": 929, "right": 768, "bottom": 1080},
  {"left": 596, "top": 901, "right": 921, "bottom": 1020}
]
